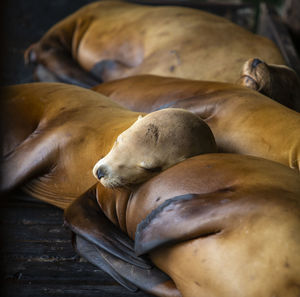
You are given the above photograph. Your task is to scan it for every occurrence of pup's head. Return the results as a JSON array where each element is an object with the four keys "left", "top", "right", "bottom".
[
  {"left": 237, "top": 58, "right": 300, "bottom": 110},
  {"left": 93, "top": 108, "right": 217, "bottom": 188}
]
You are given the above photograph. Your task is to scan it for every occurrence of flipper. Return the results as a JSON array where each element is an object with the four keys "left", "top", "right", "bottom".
[
  {"left": 74, "top": 235, "right": 138, "bottom": 292},
  {"left": 64, "top": 186, "right": 150, "bottom": 268},
  {"left": 0, "top": 130, "right": 59, "bottom": 192},
  {"left": 135, "top": 192, "right": 239, "bottom": 256},
  {"left": 64, "top": 187, "right": 181, "bottom": 296},
  {"left": 74, "top": 235, "right": 178, "bottom": 294}
]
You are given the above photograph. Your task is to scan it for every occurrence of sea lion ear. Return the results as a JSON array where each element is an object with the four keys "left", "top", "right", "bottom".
[{"left": 138, "top": 115, "right": 143, "bottom": 121}]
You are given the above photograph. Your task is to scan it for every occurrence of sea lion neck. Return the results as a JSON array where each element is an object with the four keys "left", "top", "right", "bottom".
[{"left": 95, "top": 183, "right": 131, "bottom": 232}]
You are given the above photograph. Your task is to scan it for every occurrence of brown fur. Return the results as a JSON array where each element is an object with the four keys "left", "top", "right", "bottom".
[
  {"left": 25, "top": 0, "right": 285, "bottom": 85},
  {"left": 95, "top": 154, "right": 300, "bottom": 297},
  {"left": 1, "top": 82, "right": 143, "bottom": 208},
  {"left": 238, "top": 58, "right": 300, "bottom": 111},
  {"left": 94, "top": 75, "right": 300, "bottom": 170}
]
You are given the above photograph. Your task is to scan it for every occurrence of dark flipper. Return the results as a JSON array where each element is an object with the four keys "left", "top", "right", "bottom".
[
  {"left": 74, "top": 235, "right": 138, "bottom": 292},
  {"left": 64, "top": 187, "right": 181, "bottom": 296},
  {"left": 74, "top": 235, "right": 178, "bottom": 295},
  {"left": 64, "top": 186, "right": 150, "bottom": 269},
  {"left": 135, "top": 192, "right": 239, "bottom": 256}
]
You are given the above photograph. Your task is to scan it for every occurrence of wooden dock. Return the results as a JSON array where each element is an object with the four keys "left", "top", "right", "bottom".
[{"left": 1, "top": 193, "right": 152, "bottom": 297}]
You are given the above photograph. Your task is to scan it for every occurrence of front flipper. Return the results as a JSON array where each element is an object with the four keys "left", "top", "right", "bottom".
[
  {"left": 64, "top": 187, "right": 181, "bottom": 296},
  {"left": 135, "top": 192, "right": 239, "bottom": 256},
  {"left": 1, "top": 130, "right": 59, "bottom": 192}
]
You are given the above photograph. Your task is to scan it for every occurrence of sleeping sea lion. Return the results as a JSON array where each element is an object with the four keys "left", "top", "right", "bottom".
[
  {"left": 93, "top": 108, "right": 216, "bottom": 188},
  {"left": 0, "top": 82, "right": 142, "bottom": 206},
  {"left": 1, "top": 82, "right": 213, "bottom": 203},
  {"left": 2, "top": 81, "right": 300, "bottom": 296},
  {"left": 0, "top": 82, "right": 218, "bottom": 296},
  {"left": 24, "top": 0, "right": 285, "bottom": 87},
  {"left": 66, "top": 153, "right": 300, "bottom": 297},
  {"left": 238, "top": 58, "right": 300, "bottom": 111},
  {"left": 94, "top": 75, "right": 300, "bottom": 170}
]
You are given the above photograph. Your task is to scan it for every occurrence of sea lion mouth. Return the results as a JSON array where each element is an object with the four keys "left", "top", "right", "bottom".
[
  {"left": 238, "top": 75, "right": 259, "bottom": 91},
  {"left": 251, "top": 58, "right": 263, "bottom": 69}
]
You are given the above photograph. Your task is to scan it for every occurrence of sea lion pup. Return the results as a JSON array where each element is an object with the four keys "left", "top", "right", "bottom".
[
  {"left": 66, "top": 153, "right": 300, "bottom": 297},
  {"left": 238, "top": 58, "right": 300, "bottom": 112},
  {"left": 92, "top": 108, "right": 216, "bottom": 188},
  {"left": 24, "top": 0, "right": 284, "bottom": 87},
  {"left": 93, "top": 75, "right": 300, "bottom": 170}
]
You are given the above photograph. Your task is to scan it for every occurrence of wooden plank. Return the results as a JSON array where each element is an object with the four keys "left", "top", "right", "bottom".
[
  {"left": 1, "top": 195, "right": 152, "bottom": 297},
  {"left": 3, "top": 282, "right": 150, "bottom": 297}
]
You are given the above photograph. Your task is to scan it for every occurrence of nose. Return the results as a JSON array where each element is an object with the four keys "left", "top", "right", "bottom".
[
  {"left": 251, "top": 58, "right": 262, "bottom": 68},
  {"left": 96, "top": 166, "right": 106, "bottom": 180}
]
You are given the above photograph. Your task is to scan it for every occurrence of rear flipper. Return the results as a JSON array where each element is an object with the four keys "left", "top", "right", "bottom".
[
  {"left": 237, "top": 58, "right": 300, "bottom": 112},
  {"left": 64, "top": 187, "right": 181, "bottom": 297}
]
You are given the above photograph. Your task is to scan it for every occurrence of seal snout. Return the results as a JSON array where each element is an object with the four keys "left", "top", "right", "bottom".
[
  {"left": 96, "top": 166, "right": 107, "bottom": 180},
  {"left": 92, "top": 159, "right": 108, "bottom": 181},
  {"left": 251, "top": 58, "right": 262, "bottom": 68}
]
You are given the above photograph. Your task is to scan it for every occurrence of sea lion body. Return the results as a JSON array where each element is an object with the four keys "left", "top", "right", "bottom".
[
  {"left": 1, "top": 82, "right": 215, "bottom": 206},
  {"left": 2, "top": 82, "right": 300, "bottom": 297},
  {"left": 26, "top": 0, "right": 285, "bottom": 85},
  {"left": 94, "top": 75, "right": 300, "bottom": 170},
  {"left": 95, "top": 154, "right": 300, "bottom": 297},
  {"left": 1, "top": 82, "right": 142, "bottom": 208}
]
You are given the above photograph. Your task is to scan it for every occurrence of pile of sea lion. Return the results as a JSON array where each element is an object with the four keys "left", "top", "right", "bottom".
[{"left": 1, "top": 1, "right": 300, "bottom": 297}]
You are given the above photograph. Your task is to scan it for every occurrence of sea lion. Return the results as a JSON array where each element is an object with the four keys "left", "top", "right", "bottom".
[
  {"left": 1, "top": 82, "right": 213, "bottom": 203},
  {"left": 0, "top": 82, "right": 142, "bottom": 207},
  {"left": 0, "top": 82, "right": 219, "bottom": 296},
  {"left": 94, "top": 75, "right": 300, "bottom": 170},
  {"left": 2, "top": 81, "right": 300, "bottom": 296},
  {"left": 66, "top": 153, "right": 300, "bottom": 297},
  {"left": 93, "top": 108, "right": 216, "bottom": 188},
  {"left": 24, "top": 0, "right": 285, "bottom": 87},
  {"left": 238, "top": 58, "right": 300, "bottom": 111}
]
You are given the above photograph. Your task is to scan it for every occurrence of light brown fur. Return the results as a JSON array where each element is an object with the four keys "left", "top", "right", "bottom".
[
  {"left": 0, "top": 82, "right": 143, "bottom": 208},
  {"left": 93, "top": 108, "right": 216, "bottom": 188}
]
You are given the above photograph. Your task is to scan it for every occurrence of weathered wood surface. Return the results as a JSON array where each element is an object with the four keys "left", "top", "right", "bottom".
[{"left": 0, "top": 193, "right": 152, "bottom": 297}]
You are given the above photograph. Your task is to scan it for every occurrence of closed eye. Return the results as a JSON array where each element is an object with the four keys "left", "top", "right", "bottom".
[{"left": 142, "top": 166, "right": 162, "bottom": 173}]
